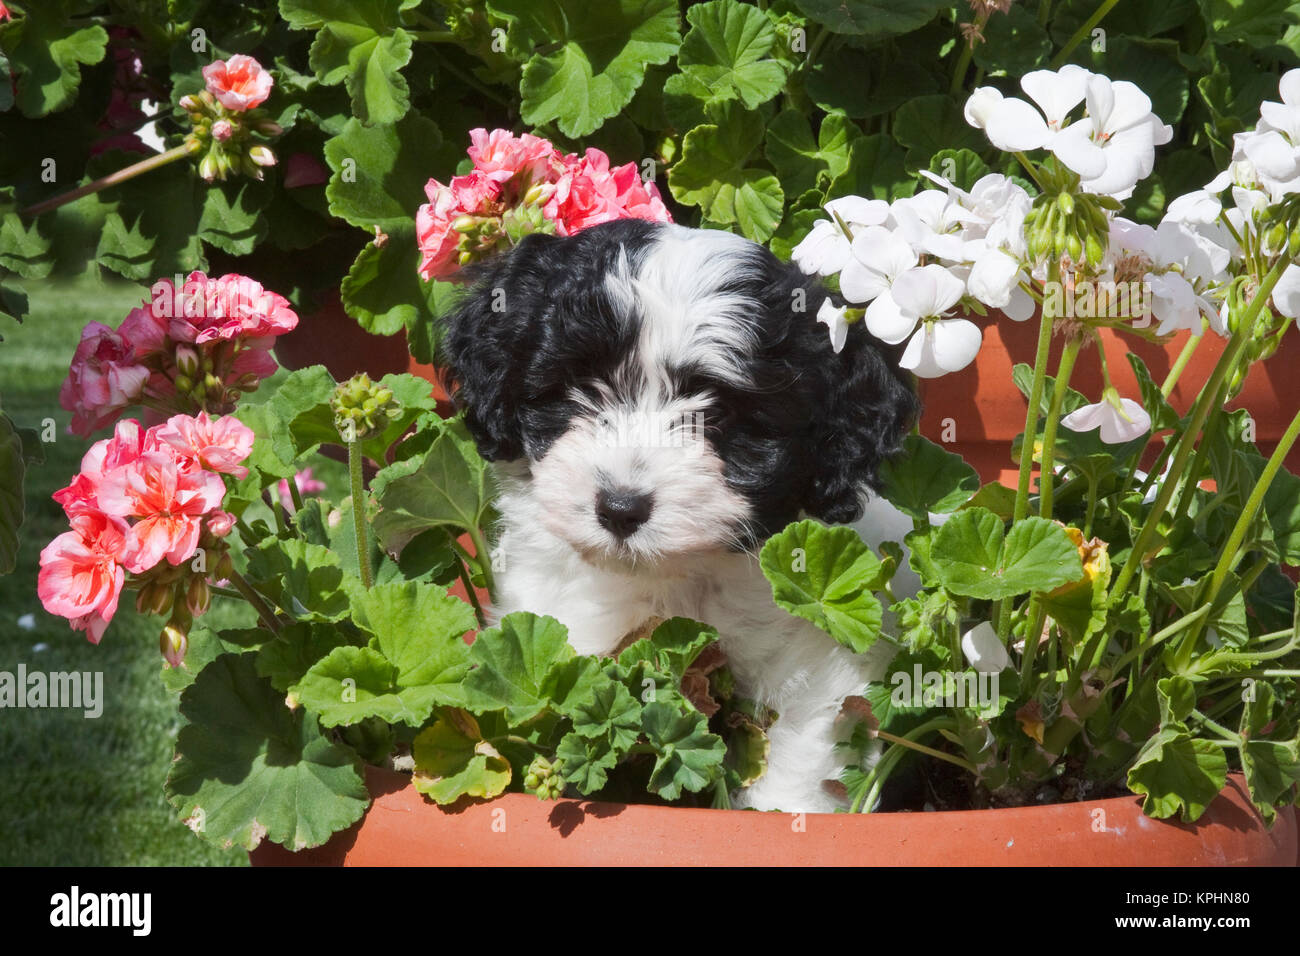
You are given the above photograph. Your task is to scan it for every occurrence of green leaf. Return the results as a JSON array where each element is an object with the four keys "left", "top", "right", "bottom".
[
  {"left": 197, "top": 180, "right": 270, "bottom": 256},
  {"left": 462, "top": 612, "right": 575, "bottom": 725},
  {"left": 792, "top": 0, "right": 948, "bottom": 36},
  {"left": 372, "top": 418, "right": 495, "bottom": 554},
  {"left": 641, "top": 701, "right": 727, "bottom": 800},
  {"left": 166, "top": 653, "right": 369, "bottom": 851},
  {"left": 557, "top": 731, "right": 619, "bottom": 794},
  {"left": 1239, "top": 684, "right": 1300, "bottom": 825},
  {"left": 280, "top": 0, "right": 419, "bottom": 124},
  {"left": 0, "top": 2, "right": 108, "bottom": 117},
  {"left": 960, "top": 482, "right": 1018, "bottom": 521},
  {"left": 878, "top": 435, "right": 980, "bottom": 520},
  {"left": 411, "top": 708, "right": 513, "bottom": 804},
  {"left": 928, "top": 149, "right": 992, "bottom": 193},
  {"left": 765, "top": 110, "right": 858, "bottom": 197},
  {"left": 1197, "top": 0, "right": 1298, "bottom": 45},
  {"left": 256, "top": 621, "right": 358, "bottom": 694},
  {"left": 488, "top": 0, "right": 681, "bottom": 137},
  {"left": 567, "top": 676, "right": 642, "bottom": 750},
  {"left": 245, "top": 538, "right": 353, "bottom": 621},
  {"left": 1126, "top": 728, "right": 1228, "bottom": 822},
  {"left": 825, "top": 133, "right": 913, "bottom": 202},
  {"left": 759, "top": 519, "right": 885, "bottom": 653},
  {"left": 931, "top": 508, "right": 1084, "bottom": 600},
  {"left": 971, "top": 3, "right": 1051, "bottom": 76},
  {"left": 674, "top": 0, "right": 790, "bottom": 110},
  {"left": 892, "top": 93, "right": 986, "bottom": 169},
  {"left": 616, "top": 617, "right": 718, "bottom": 682},
  {"left": 324, "top": 113, "right": 446, "bottom": 234},
  {"left": 668, "top": 108, "right": 784, "bottom": 241}
]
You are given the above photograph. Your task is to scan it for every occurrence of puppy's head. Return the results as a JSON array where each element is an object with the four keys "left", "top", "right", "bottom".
[{"left": 439, "top": 220, "right": 919, "bottom": 569}]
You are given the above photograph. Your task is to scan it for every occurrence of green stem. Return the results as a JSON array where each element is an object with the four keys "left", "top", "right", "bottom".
[
  {"left": 348, "top": 439, "right": 373, "bottom": 589},
  {"left": 1051, "top": 0, "right": 1123, "bottom": 68},
  {"left": 1038, "top": 0, "right": 1054, "bottom": 26},
  {"left": 1039, "top": 334, "right": 1084, "bottom": 519},
  {"left": 409, "top": 29, "right": 458, "bottom": 43},
  {"left": 228, "top": 569, "right": 281, "bottom": 634},
  {"left": 467, "top": 526, "right": 497, "bottom": 602},
  {"left": 950, "top": 36, "right": 976, "bottom": 96},
  {"left": 1110, "top": 602, "right": 1211, "bottom": 674},
  {"left": 877, "top": 729, "right": 977, "bottom": 773},
  {"left": 851, "top": 716, "right": 956, "bottom": 813},
  {"left": 21, "top": 141, "right": 201, "bottom": 218},
  {"left": 1083, "top": 477, "right": 1099, "bottom": 538},
  {"left": 1000, "top": 259, "right": 1059, "bottom": 640},
  {"left": 456, "top": 554, "right": 488, "bottom": 630},
  {"left": 1109, "top": 259, "right": 1288, "bottom": 601}
]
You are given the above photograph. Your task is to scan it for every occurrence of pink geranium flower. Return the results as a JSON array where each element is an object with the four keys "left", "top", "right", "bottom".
[
  {"left": 58, "top": 322, "right": 151, "bottom": 437},
  {"left": 154, "top": 410, "right": 255, "bottom": 478},
  {"left": 278, "top": 467, "right": 326, "bottom": 513},
  {"left": 38, "top": 511, "right": 130, "bottom": 644},
  {"left": 547, "top": 148, "right": 670, "bottom": 236},
  {"left": 417, "top": 171, "right": 501, "bottom": 280},
  {"left": 202, "top": 55, "right": 273, "bottom": 112},
  {"left": 95, "top": 449, "right": 227, "bottom": 573},
  {"left": 152, "top": 272, "right": 298, "bottom": 346},
  {"left": 467, "top": 128, "right": 556, "bottom": 186}
]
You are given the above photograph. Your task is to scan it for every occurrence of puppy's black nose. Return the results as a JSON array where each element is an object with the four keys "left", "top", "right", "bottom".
[{"left": 596, "top": 489, "right": 653, "bottom": 539}]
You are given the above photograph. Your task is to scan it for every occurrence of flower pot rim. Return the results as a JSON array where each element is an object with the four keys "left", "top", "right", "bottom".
[{"left": 249, "top": 766, "right": 1298, "bottom": 867}]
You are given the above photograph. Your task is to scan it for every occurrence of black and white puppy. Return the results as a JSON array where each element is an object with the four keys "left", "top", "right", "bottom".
[{"left": 440, "top": 219, "right": 920, "bottom": 812}]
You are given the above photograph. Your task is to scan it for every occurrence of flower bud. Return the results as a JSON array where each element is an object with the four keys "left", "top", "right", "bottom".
[
  {"left": 198, "top": 153, "right": 220, "bottom": 182},
  {"left": 212, "top": 119, "right": 234, "bottom": 143},
  {"left": 185, "top": 575, "right": 211, "bottom": 617},
  {"left": 253, "top": 119, "right": 284, "bottom": 137},
  {"left": 178, "top": 94, "right": 202, "bottom": 112},
  {"left": 174, "top": 344, "right": 200, "bottom": 378},
  {"left": 248, "top": 145, "right": 277, "bottom": 168},
  {"left": 331, "top": 372, "right": 403, "bottom": 441},
  {"left": 136, "top": 579, "right": 175, "bottom": 617},
  {"left": 160, "top": 623, "right": 189, "bottom": 669}
]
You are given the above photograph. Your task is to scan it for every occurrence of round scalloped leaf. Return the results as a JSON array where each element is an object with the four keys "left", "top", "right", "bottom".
[
  {"left": 675, "top": 0, "right": 791, "bottom": 110},
  {"left": 792, "top": 0, "right": 948, "bottom": 37},
  {"left": 878, "top": 434, "right": 980, "bottom": 520},
  {"left": 165, "top": 653, "right": 369, "bottom": 851},
  {"left": 932, "top": 508, "right": 1084, "bottom": 600},
  {"left": 411, "top": 708, "right": 512, "bottom": 804}
]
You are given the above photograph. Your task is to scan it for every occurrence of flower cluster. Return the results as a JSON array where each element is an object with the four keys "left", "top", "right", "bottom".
[
  {"left": 795, "top": 66, "right": 1300, "bottom": 446},
  {"left": 39, "top": 413, "right": 251, "bottom": 659},
  {"left": 416, "top": 128, "right": 672, "bottom": 280},
  {"left": 180, "top": 54, "right": 281, "bottom": 182},
  {"left": 59, "top": 272, "right": 298, "bottom": 437}
]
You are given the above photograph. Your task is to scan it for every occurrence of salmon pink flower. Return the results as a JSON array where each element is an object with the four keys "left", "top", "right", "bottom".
[
  {"left": 96, "top": 450, "right": 227, "bottom": 573},
  {"left": 59, "top": 322, "right": 151, "bottom": 437},
  {"left": 38, "top": 511, "right": 130, "bottom": 644},
  {"left": 416, "top": 172, "right": 501, "bottom": 280},
  {"left": 467, "top": 128, "right": 555, "bottom": 186},
  {"left": 202, "top": 55, "right": 273, "bottom": 112},
  {"left": 154, "top": 411, "right": 254, "bottom": 478}
]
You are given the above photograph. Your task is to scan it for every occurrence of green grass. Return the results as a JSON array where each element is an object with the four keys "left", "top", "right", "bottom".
[{"left": 0, "top": 275, "right": 250, "bottom": 866}]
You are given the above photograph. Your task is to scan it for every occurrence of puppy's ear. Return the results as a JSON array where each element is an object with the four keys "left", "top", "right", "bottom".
[
  {"left": 801, "top": 286, "right": 921, "bottom": 525},
  {"left": 437, "top": 233, "right": 559, "bottom": 461}
]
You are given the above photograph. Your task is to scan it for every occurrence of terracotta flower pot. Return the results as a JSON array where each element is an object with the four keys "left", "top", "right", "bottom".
[
  {"left": 248, "top": 766, "right": 1295, "bottom": 866},
  {"left": 918, "top": 318, "right": 1300, "bottom": 486}
]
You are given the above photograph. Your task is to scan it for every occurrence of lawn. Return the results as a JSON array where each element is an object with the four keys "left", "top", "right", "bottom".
[{"left": 0, "top": 275, "right": 251, "bottom": 866}]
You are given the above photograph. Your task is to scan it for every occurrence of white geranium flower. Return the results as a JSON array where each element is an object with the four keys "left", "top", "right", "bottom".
[
  {"left": 1146, "top": 272, "right": 1217, "bottom": 336},
  {"left": 1062, "top": 393, "right": 1151, "bottom": 444},
  {"left": 1021, "top": 65, "right": 1092, "bottom": 130},
  {"left": 868, "top": 265, "right": 983, "bottom": 378},
  {"left": 965, "top": 86, "right": 1052, "bottom": 152},
  {"left": 817, "top": 299, "right": 849, "bottom": 353},
  {"left": 791, "top": 197, "right": 891, "bottom": 277},
  {"left": 961, "top": 621, "right": 1012, "bottom": 674},
  {"left": 966, "top": 244, "right": 1030, "bottom": 313},
  {"left": 1273, "top": 263, "right": 1300, "bottom": 320},
  {"left": 1240, "top": 129, "right": 1300, "bottom": 183},
  {"left": 1165, "top": 189, "right": 1223, "bottom": 225},
  {"left": 839, "top": 225, "right": 917, "bottom": 305},
  {"left": 890, "top": 190, "right": 969, "bottom": 260},
  {"left": 1259, "top": 68, "right": 1300, "bottom": 140},
  {"left": 791, "top": 219, "right": 852, "bottom": 276},
  {"left": 1053, "top": 76, "right": 1172, "bottom": 199}
]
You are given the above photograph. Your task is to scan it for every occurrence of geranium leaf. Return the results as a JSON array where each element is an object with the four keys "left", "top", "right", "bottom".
[
  {"left": 411, "top": 708, "right": 513, "bottom": 804},
  {"left": 641, "top": 701, "right": 726, "bottom": 800},
  {"left": 372, "top": 418, "right": 495, "bottom": 554},
  {"left": 487, "top": 0, "right": 681, "bottom": 137},
  {"left": 256, "top": 621, "right": 359, "bottom": 693},
  {"left": 246, "top": 538, "right": 353, "bottom": 621},
  {"left": 616, "top": 617, "right": 718, "bottom": 681},
  {"left": 759, "top": 520, "right": 884, "bottom": 653},
  {"left": 567, "top": 675, "right": 642, "bottom": 749},
  {"left": 792, "top": 0, "right": 948, "bottom": 36},
  {"left": 557, "top": 731, "right": 619, "bottom": 794},
  {"left": 166, "top": 653, "right": 369, "bottom": 851},
  {"left": 280, "top": 0, "right": 419, "bottom": 124},
  {"left": 932, "top": 508, "right": 1084, "bottom": 600},
  {"left": 1, "top": 1, "right": 108, "bottom": 117},
  {"left": 1126, "top": 727, "right": 1228, "bottom": 822},
  {"left": 878, "top": 435, "right": 981, "bottom": 520},
  {"left": 669, "top": 107, "right": 784, "bottom": 241},
  {"left": 462, "top": 612, "right": 575, "bottom": 725},
  {"left": 674, "top": 0, "right": 790, "bottom": 110}
]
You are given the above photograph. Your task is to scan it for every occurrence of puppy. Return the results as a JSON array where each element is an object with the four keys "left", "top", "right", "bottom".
[{"left": 440, "top": 220, "right": 919, "bottom": 812}]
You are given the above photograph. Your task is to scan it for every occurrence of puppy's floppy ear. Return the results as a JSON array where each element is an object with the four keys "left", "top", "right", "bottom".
[
  {"left": 802, "top": 287, "right": 921, "bottom": 524},
  {"left": 436, "top": 233, "right": 559, "bottom": 461}
]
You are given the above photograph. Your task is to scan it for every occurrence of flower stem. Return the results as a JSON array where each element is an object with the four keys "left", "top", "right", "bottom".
[
  {"left": 467, "top": 526, "right": 497, "bottom": 603},
  {"left": 1039, "top": 333, "right": 1083, "bottom": 519},
  {"left": 455, "top": 553, "right": 488, "bottom": 630},
  {"left": 348, "top": 438, "right": 373, "bottom": 589},
  {"left": 1051, "top": 0, "right": 1123, "bottom": 68},
  {"left": 228, "top": 569, "right": 281, "bottom": 634},
  {"left": 21, "top": 141, "right": 201, "bottom": 218},
  {"left": 1000, "top": 259, "right": 1059, "bottom": 639}
]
